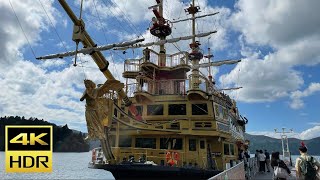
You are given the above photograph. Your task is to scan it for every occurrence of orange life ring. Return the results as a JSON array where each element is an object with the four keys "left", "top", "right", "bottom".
[
  {"left": 166, "top": 151, "right": 172, "bottom": 162},
  {"left": 173, "top": 152, "right": 180, "bottom": 161}
]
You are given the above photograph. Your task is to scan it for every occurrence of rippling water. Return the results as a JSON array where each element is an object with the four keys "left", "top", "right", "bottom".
[{"left": 0, "top": 152, "right": 114, "bottom": 179}]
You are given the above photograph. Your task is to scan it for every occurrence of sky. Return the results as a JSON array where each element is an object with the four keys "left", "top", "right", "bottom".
[{"left": 0, "top": 0, "right": 319, "bottom": 140}]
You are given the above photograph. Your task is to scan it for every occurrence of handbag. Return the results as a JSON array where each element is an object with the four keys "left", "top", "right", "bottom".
[{"left": 274, "top": 166, "right": 289, "bottom": 179}]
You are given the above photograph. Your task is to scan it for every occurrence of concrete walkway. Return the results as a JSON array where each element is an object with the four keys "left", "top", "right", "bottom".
[{"left": 253, "top": 167, "right": 296, "bottom": 180}]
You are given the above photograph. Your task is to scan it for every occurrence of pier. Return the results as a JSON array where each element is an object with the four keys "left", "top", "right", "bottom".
[{"left": 209, "top": 158, "right": 297, "bottom": 179}]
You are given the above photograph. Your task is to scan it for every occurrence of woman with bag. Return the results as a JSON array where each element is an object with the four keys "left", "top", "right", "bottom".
[{"left": 271, "top": 152, "right": 291, "bottom": 180}]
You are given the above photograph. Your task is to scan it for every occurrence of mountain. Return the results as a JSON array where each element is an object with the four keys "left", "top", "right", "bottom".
[
  {"left": 0, "top": 116, "right": 89, "bottom": 152},
  {"left": 245, "top": 133, "right": 320, "bottom": 155}
]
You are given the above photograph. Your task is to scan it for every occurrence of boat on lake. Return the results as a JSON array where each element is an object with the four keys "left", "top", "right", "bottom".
[{"left": 37, "top": 0, "right": 249, "bottom": 179}]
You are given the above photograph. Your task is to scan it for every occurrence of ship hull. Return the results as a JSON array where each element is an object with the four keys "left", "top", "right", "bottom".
[{"left": 89, "top": 163, "right": 222, "bottom": 180}]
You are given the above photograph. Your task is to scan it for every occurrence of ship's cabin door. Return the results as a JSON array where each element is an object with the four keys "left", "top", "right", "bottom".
[{"left": 199, "top": 138, "right": 207, "bottom": 168}]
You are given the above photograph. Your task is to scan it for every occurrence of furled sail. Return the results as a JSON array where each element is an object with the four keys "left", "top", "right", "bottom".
[
  {"left": 36, "top": 38, "right": 144, "bottom": 60},
  {"left": 171, "top": 12, "right": 219, "bottom": 23},
  {"left": 196, "top": 59, "right": 241, "bottom": 68},
  {"left": 114, "top": 31, "right": 217, "bottom": 50}
]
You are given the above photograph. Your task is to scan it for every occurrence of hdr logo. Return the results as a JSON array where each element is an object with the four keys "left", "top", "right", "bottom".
[{"left": 5, "top": 126, "right": 52, "bottom": 173}]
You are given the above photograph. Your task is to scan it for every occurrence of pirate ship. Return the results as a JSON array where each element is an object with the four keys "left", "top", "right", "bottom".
[{"left": 37, "top": 0, "right": 248, "bottom": 179}]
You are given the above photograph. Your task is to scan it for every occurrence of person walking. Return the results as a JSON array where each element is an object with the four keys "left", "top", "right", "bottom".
[
  {"left": 265, "top": 149, "right": 271, "bottom": 172},
  {"left": 295, "top": 142, "right": 320, "bottom": 180},
  {"left": 271, "top": 152, "right": 291, "bottom": 180},
  {"left": 258, "top": 150, "right": 266, "bottom": 173}
]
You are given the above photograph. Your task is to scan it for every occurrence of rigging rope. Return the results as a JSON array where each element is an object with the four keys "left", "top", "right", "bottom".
[
  {"left": 107, "top": 0, "right": 144, "bottom": 38},
  {"left": 93, "top": 0, "right": 109, "bottom": 44},
  {"left": 9, "top": 0, "right": 37, "bottom": 59},
  {"left": 38, "top": 0, "right": 68, "bottom": 52}
]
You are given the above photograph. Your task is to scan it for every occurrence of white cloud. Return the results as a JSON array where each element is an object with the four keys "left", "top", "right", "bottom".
[
  {"left": 308, "top": 122, "right": 320, "bottom": 126},
  {"left": 290, "top": 83, "right": 320, "bottom": 109},
  {"left": 220, "top": 0, "right": 320, "bottom": 103},
  {"left": 299, "top": 126, "right": 320, "bottom": 140},
  {"left": 248, "top": 125, "right": 320, "bottom": 140}
]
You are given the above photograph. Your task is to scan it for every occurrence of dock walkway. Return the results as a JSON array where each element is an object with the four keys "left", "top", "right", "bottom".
[{"left": 253, "top": 166, "right": 296, "bottom": 180}]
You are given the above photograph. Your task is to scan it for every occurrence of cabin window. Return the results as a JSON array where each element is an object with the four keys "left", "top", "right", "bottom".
[
  {"left": 230, "top": 144, "right": 235, "bottom": 155},
  {"left": 160, "top": 138, "right": 183, "bottom": 150},
  {"left": 224, "top": 143, "right": 230, "bottom": 155},
  {"left": 192, "top": 103, "right": 208, "bottom": 115},
  {"left": 223, "top": 108, "right": 228, "bottom": 119},
  {"left": 200, "top": 140, "right": 205, "bottom": 149},
  {"left": 114, "top": 108, "right": 117, "bottom": 117},
  {"left": 129, "top": 105, "right": 143, "bottom": 117},
  {"left": 135, "top": 138, "right": 156, "bottom": 149},
  {"left": 218, "top": 106, "right": 224, "bottom": 118},
  {"left": 147, "top": 104, "right": 164, "bottom": 115},
  {"left": 189, "top": 139, "right": 197, "bottom": 151},
  {"left": 119, "top": 136, "right": 132, "bottom": 147},
  {"left": 214, "top": 104, "right": 219, "bottom": 117},
  {"left": 168, "top": 104, "right": 186, "bottom": 115}
]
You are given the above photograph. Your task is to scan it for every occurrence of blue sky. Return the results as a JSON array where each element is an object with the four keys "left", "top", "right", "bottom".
[{"left": 1, "top": 0, "right": 319, "bottom": 140}]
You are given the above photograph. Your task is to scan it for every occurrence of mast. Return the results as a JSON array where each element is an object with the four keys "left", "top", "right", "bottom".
[
  {"left": 186, "top": 0, "right": 202, "bottom": 92},
  {"left": 150, "top": 0, "right": 172, "bottom": 66},
  {"left": 192, "top": 0, "right": 196, "bottom": 44},
  {"left": 158, "top": 0, "right": 166, "bottom": 67}
]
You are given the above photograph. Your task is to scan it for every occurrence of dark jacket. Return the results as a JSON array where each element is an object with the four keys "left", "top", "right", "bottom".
[{"left": 271, "top": 159, "right": 291, "bottom": 174}]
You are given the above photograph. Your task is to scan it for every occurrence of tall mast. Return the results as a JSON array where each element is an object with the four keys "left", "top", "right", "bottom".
[
  {"left": 186, "top": 1, "right": 202, "bottom": 93},
  {"left": 149, "top": 0, "right": 172, "bottom": 67},
  {"left": 192, "top": 0, "right": 196, "bottom": 43},
  {"left": 159, "top": 0, "right": 166, "bottom": 66}
]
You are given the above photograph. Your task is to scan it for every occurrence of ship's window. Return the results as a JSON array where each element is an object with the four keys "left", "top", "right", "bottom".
[
  {"left": 223, "top": 108, "right": 228, "bottom": 119},
  {"left": 192, "top": 103, "right": 208, "bottom": 115},
  {"left": 114, "top": 108, "right": 117, "bottom": 117},
  {"left": 224, "top": 143, "right": 230, "bottom": 155},
  {"left": 218, "top": 106, "right": 223, "bottom": 118},
  {"left": 160, "top": 138, "right": 183, "bottom": 150},
  {"left": 147, "top": 104, "right": 164, "bottom": 115},
  {"left": 129, "top": 105, "right": 143, "bottom": 117},
  {"left": 168, "top": 104, "right": 186, "bottom": 115},
  {"left": 214, "top": 104, "right": 219, "bottom": 117},
  {"left": 230, "top": 144, "right": 235, "bottom": 155},
  {"left": 189, "top": 139, "right": 197, "bottom": 151},
  {"left": 200, "top": 140, "right": 205, "bottom": 149},
  {"left": 135, "top": 138, "right": 156, "bottom": 149},
  {"left": 119, "top": 136, "right": 132, "bottom": 147}
]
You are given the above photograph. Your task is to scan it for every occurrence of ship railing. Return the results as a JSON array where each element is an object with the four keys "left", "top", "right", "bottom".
[
  {"left": 124, "top": 58, "right": 142, "bottom": 72},
  {"left": 188, "top": 74, "right": 209, "bottom": 92},
  {"left": 125, "top": 79, "right": 190, "bottom": 96},
  {"left": 121, "top": 49, "right": 190, "bottom": 69},
  {"left": 166, "top": 51, "right": 189, "bottom": 67},
  {"left": 146, "top": 49, "right": 189, "bottom": 67},
  {"left": 208, "top": 161, "right": 245, "bottom": 180},
  {"left": 112, "top": 147, "right": 186, "bottom": 167},
  {"left": 245, "top": 157, "right": 259, "bottom": 179}
]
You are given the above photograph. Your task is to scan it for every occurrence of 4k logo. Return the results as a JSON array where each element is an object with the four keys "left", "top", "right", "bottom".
[{"left": 5, "top": 126, "right": 52, "bottom": 173}]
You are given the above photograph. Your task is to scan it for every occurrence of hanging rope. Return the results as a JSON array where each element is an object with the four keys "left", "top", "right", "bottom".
[{"left": 9, "top": 0, "right": 37, "bottom": 59}]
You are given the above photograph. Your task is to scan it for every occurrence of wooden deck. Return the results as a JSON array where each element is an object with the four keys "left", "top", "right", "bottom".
[{"left": 253, "top": 166, "right": 296, "bottom": 180}]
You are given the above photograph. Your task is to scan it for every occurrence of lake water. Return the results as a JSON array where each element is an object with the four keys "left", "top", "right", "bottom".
[{"left": 0, "top": 152, "right": 115, "bottom": 179}]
